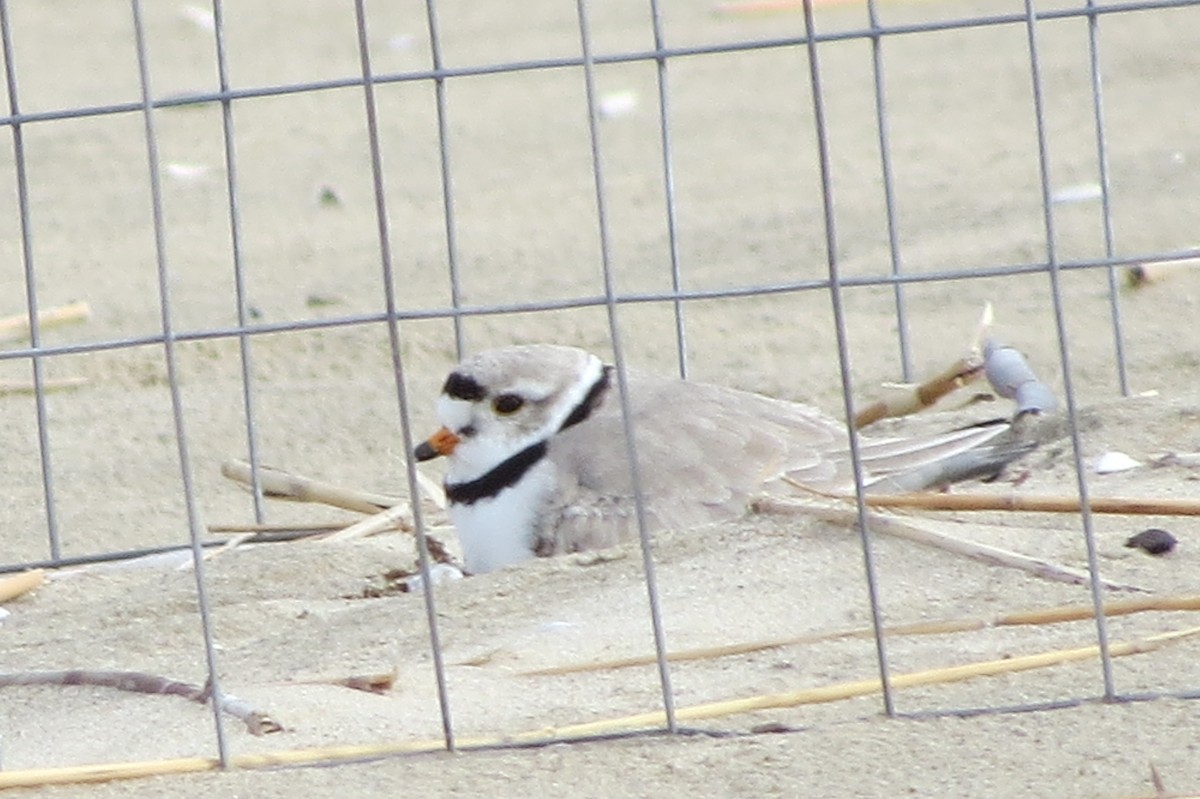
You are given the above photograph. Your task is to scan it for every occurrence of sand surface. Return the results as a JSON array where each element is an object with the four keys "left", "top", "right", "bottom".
[{"left": 2, "top": 0, "right": 1200, "bottom": 796}]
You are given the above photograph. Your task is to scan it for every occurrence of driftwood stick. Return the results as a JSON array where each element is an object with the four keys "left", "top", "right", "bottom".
[
  {"left": 855, "top": 355, "right": 986, "bottom": 428},
  {"left": 220, "top": 459, "right": 402, "bottom": 516},
  {"left": 0, "top": 670, "right": 282, "bottom": 735},
  {"left": 285, "top": 668, "right": 398, "bottom": 695},
  {"left": 0, "top": 301, "right": 91, "bottom": 343},
  {"left": 755, "top": 498, "right": 1145, "bottom": 592}
]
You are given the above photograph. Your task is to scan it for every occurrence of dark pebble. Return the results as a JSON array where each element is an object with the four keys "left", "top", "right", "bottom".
[{"left": 1125, "top": 528, "right": 1177, "bottom": 556}]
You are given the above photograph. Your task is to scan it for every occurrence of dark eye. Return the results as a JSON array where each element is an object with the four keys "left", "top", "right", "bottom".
[{"left": 492, "top": 393, "right": 524, "bottom": 415}]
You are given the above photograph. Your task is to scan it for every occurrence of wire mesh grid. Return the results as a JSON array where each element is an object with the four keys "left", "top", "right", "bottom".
[{"left": 1, "top": 0, "right": 1199, "bottom": 788}]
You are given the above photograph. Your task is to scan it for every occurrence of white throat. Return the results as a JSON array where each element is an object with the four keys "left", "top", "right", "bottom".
[{"left": 451, "top": 459, "right": 556, "bottom": 573}]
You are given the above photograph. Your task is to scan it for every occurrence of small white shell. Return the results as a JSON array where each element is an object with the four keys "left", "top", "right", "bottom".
[
  {"left": 389, "top": 34, "right": 415, "bottom": 53},
  {"left": 1094, "top": 451, "right": 1141, "bottom": 474},
  {"left": 403, "top": 563, "right": 464, "bottom": 592},
  {"left": 165, "top": 163, "right": 212, "bottom": 183},
  {"left": 0, "top": 607, "right": 10, "bottom": 624},
  {"left": 179, "top": 5, "right": 215, "bottom": 32},
  {"left": 1051, "top": 183, "right": 1102, "bottom": 204},
  {"left": 598, "top": 91, "right": 638, "bottom": 120}
]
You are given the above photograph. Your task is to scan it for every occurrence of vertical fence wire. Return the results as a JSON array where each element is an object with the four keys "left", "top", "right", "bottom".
[
  {"left": 575, "top": 0, "right": 678, "bottom": 734},
  {"left": 646, "top": 0, "right": 690, "bottom": 380},
  {"left": 210, "top": 0, "right": 267, "bottom": 524},
  {"left": 863, "top": 0, "right": 913, "bottom": 383},
  {"left": 423, "top": 0, "right": 467, "bottom": 360},
  {"left": 1082, "top": 0, "right": 1129, "bottom": 397},
  {"left": 352, "top": 0, "right": 457, "bottom": 750},
  {"left": 4, "top": 0, "right": 1198, "bottom": 773},
  {"left": 799, "top": 0, "right": 896, "bottom": 716},
  {"left": 1021, "top": 0, "right": 1116, "bottom": 698},
  {"left": 129, "top": 0, "right": 231, "bottom": 764},
  {"left": 0, "top": 0, "right": 62, "bottom": 562}
]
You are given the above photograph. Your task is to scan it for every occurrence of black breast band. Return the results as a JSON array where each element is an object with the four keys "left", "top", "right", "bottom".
[{"left": 445, "top": 441, "right": 548, "bottom": 505}]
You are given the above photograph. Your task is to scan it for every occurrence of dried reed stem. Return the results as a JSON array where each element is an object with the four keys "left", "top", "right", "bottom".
[
  {"left": 861, "top": 492, "right": 1200, "bottom": 516},
  {"left": 220, "top": 459, "right": 401, "bottom": 516},
  {"left": 4, "top": 626, "right": 1195, "bottom": 791}
]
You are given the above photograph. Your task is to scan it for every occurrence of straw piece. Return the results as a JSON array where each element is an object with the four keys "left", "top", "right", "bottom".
[
  {"left": 525, "top": 593, "right": 1200, "bottom": 677},
  {"left": 414, "top": 469, "right": 446, "bottom": 510},
  {"left": 0, "top": 301, "right": 91, "bottom": 343},
  {"left": 0, "top": 569, "right": 45, "bottom": 602}
]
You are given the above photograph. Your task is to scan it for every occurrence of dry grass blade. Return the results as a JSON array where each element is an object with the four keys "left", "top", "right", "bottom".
[
  {"left": 414, "top": 469, "right": 446, "bottom": 510},
  {"left": 220, "top": 459, "right": 401, "bottom": 515},
  {"left": 522, "top": 625, "right": 1200, "bottom": 740},
  {"left": 525, "top": 593, "right": 1200, "bottom": 677},
  {"left": 0, "top": 377, "right": 87, "bottom": 396}
]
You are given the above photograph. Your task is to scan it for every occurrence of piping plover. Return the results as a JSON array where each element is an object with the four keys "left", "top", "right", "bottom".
[{"left": 416, "top": 344, "right": 1032, "bottom": 574}]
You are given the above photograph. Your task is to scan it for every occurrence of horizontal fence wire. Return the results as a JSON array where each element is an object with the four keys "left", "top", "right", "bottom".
[
  {"left": 0, "top": 0, "right": 1193, "bottom": 130},
  {"left": 0, "top": 247, "right": 1197, "bottom": 367}
]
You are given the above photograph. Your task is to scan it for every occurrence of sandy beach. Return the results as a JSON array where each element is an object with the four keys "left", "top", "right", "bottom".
[{"left": 2, "top": 0, "right": 1200, "bottom": 796}]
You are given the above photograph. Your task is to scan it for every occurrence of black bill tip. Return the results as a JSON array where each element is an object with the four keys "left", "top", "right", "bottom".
[{"left": 414, "top": 440, "right": 441, "bottom": 462}]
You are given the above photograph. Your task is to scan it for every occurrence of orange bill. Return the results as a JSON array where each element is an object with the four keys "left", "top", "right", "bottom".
[{"left": 414, "top": 427, "right": 460, "bottom": 461}]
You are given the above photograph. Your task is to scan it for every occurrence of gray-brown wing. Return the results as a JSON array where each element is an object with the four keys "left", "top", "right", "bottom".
[{"left": 541, "top": 373, "right": 846, "bottom": 553}]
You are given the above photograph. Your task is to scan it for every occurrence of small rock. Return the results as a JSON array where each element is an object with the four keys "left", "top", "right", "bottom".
[{"left": 1125, "top": 528, "right": 1177, "bottom": 556}]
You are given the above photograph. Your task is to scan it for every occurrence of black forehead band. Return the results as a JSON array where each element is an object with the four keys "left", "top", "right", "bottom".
[{"left": 442, "top": 372, "right": 487, "bottom": 401}]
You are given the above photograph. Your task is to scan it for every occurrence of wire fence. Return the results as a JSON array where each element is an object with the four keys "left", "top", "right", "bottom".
[{"left": 2, "top": 0, "right": 1199, "bottom": 782}]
